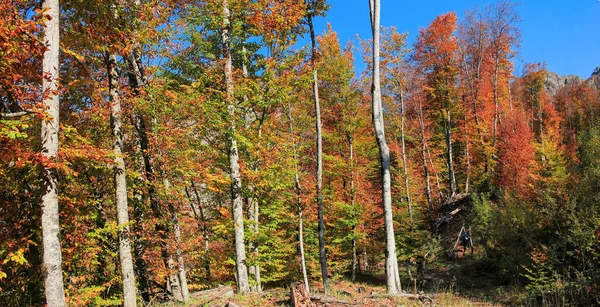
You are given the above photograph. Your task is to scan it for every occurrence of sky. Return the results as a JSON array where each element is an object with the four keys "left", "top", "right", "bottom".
[{"left": 310, "top": 0, "right": 600, "bottom": 78}]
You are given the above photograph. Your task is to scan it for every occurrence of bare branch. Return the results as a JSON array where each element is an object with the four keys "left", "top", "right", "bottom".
[{"left": 0, "top": 110, "right": 34, "bottom": 119}]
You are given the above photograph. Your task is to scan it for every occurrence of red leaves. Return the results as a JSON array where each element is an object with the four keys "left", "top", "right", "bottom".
[{"left": 495, "top": 111, "right": 535, "bottom": 197}]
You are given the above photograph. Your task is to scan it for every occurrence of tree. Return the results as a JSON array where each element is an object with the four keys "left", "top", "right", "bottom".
[
  {"left": 369, "top": 0, "right": 401, "bottom": 294},
  {"left": 105, "top": 51, "right": 138, "bottom": 307},
  {"left": 222, "top": 0, "right": 250, "bottom": 294},
  {"left": 305, "top": 0, "right": 330, "bottom": 293},
  {"left": 40, "top": 0, "right": 67, "bottom": 305},
  {"left": 413, "top": 12, "right": 461, "bottom": 196}
]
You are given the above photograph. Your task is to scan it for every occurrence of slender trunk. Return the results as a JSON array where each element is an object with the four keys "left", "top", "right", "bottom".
[
  {"left": 124, "top": 2, "right": 155, "bottom": 300},
  {"left": 287, "top": 104, "right": 310, "bottom": 293},
  {"left": 223, "top": 0, "right": 250, "bottom": 293},
  {"left": 508, "top": 79, "right": 513, "bottom": 112},
  {"left": 247, "top": 189, "right": 261, "bottom": 292},
  {"left": 493, "top": 57, "right": 500, "bottom": 146},
  {"left": 465, "top": 139, "right": 470, "bottom": 193},
  {"left": 106, "top": 52, "right": 138, "bottom": 307},
  {"left": 538, "top": 97, "right": 543, "bottom": 136},
  {"left": 445, "top": 109, "right": 457, "bottom": 196},
  {"left": 349, "top": 134, "right": 357, "bottom": 282},
  {"left": 370, "top": 0, "right": 401, "bottom": 294},
  {"left": 132, "top": 157, "right": 150, "bottom": 302},
  {"left": 175, "top": 222, "right": 190, "bottom": 302},
  {"left": 247, "top": 102, "right": 263, "bottom": 292},
  {"left": 307, "top": 6, "right": 328, "bottom": 294},
  {"left": 163, "top": 179, "right": 189, "bottom": 302},
  {"left": 40, "top": 0, "right": 67, "bottom": 305},
  {"left": 188, "top": 184, "right": 212, "bottom": 281},
  {"left": 399, "top": 91, "right": 413, "bottom": 232},
  {"left": 426, "top": 137, "right": 443, "bottom": 199},
  {"left": 418, "top": 104, "right": 433, "bottom": 214}
]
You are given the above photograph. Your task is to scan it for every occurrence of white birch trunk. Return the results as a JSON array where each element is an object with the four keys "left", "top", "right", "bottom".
[
  {"left": 223, "top": 0, "right": 250, "bottom": 293},
  {"left": 40, "top": 0, "right": 67, "bottom": 305},
  {"left": 369, "top": 0, "right": 401, "bottom": 295}
]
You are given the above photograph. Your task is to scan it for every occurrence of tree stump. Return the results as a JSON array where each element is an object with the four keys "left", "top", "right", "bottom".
[{"left": 291, "top": 282, "right": 316, "bottom": 307}]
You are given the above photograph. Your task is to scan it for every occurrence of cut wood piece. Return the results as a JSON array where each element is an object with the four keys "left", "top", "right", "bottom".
[
  {"left": 449, "top": 208, "right": 462, "bottom": 216},
  {"left": 291, "top": 282, "right": 316, "bottom": 307}
]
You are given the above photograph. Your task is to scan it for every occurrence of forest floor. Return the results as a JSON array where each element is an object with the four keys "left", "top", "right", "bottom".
[{"left": 162, "top": 277, "right": 505, "bottom": 307}]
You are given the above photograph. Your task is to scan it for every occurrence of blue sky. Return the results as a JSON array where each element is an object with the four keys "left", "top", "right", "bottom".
[{"left": 310, "top": 0, "right": 600, "bottom": 78}]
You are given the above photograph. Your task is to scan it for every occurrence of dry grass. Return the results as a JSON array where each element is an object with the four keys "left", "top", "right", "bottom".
[{"left": 163, "top": 279, "right": 505, "bottom": 307}]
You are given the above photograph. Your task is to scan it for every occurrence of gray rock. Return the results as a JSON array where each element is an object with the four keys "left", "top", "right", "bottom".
[{"left": 544, "top": 71, "right": 582, "bottom": 96}]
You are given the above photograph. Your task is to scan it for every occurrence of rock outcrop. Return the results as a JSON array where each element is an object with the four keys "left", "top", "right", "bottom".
[
  {"left": 589, "top": 66, "right": 600, "bottom": 90},
  {"left": 542, "top": 67, "right": 600, "bottom": 95},
  {"left": 544, "top": 71, "right": 582, "bottom": 96}
]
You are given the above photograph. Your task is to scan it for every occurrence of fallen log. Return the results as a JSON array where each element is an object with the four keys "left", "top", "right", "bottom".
[
  {"left": 310, "top": 294, "right": 352, "bottom": 305},
  {"left": 189, "top": 285, "right": 234, "bottom": 306},
  {"left": 369, "top": 293, "right": 435, "bottom": 307}
]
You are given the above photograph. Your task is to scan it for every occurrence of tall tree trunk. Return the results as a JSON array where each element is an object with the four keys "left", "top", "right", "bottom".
[
  {"left": 124, "top": 1, "right": 153, "bottom": 301},
  {"left": 399, "top": 91, "right": 413, "bottom": 232},
  {"left": 493, "top": 57, "right": 500, "bottom": 146},
  {"left": 349, "top": 134, "right": 357, "bottom": 282},
  {"left": 445, "top": 109, "right": 457, "bottom": 196},
  {"left": 465, "top": 139, "right": 471, "bottom": 193},
  {"left": 132, "top": 162, "right": 150, "bottom": 303},
  {"left": 418, "top": 103, "right": 433, "bottom": 214},
  {"left": 222, "top": 0, "right": 250, "bottom": 293},
  {"left": 306, "top": 4, "right": 328, "bottom": 294},
  {"left": 426, "top": 141, "right": 444, "bottom": 200},
  {"left": 125, "top": 1, "right": 181, "bottom": 296},
  {"left": 164, "top": 179, "right": 189, "bottom": 302},
  {"left": 287, "top": 104, "right": 310, "bottom": 293},
  {"left": 369, "top": 0, "right": 401, "bottom": 295},
  {"left": 40, "top": 0, "right": 67, "bottom": 305},
  {"left": 106, "top": 52, "right": 138, "bottom": 307},
  {"left": 188, "top": 184, "right": 212, "bottom": 281}
]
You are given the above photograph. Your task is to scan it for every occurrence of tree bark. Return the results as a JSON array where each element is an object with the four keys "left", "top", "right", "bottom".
[
  {"left": 445, "top": 109, "right": 457, "bottom": 196},
  {"left": 349, "top": 134, "right": 357, "bottom": 282},
  {"left": 106, "top": 52, "right": 138, "bottom": 307},
  {"left": 418, "top": 102, "right": 433, "bottom": 214},
  {"left": 306, "top": 2, "right": 328, "bottom": 294},
  {"left": 287, "top": 104, "right": 310, "bottom": 293},
  {"left": 188, "top": 184, "right": 212, "bottom": 281},
  {"left": 369, "top": 0, "right": 401, "bottom": 294},
  {"left": 40, "top": 0, "right": 67, "bottom": 305},
  {"left": 222, "top": 0, "right": 250, "bottom": 294},
  {"left": 164, "top": 179, "right": 189, "bottom": 302},
  {"left": 399, "top": 91, "right": 413, "bottom": 232}
]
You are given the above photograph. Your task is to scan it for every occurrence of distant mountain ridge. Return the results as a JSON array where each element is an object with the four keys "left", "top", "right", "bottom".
[{"left": 545, "top": 66, "right": 600, "bottom": 95}]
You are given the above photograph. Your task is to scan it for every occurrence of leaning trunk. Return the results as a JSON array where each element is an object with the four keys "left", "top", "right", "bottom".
[
  {"left": 106, "top": 52, "right": 138, "bottom": 307},
  {"left": 307, "top": 5, "right": 328, "bottom": 294},
  {"left": 369, "top": 0, "right": 401, "bottom": 294},
  {"left": 399, "top": 91, "right": 413, "bottom": 232},
  {"left": 287, "top": 104, "right": 310, "bottom": 293},
  {"left": 40, "top": 0, "right": 67, "bottom": 305},
  {"left": 418, "top": 103, "right": 433, "bottom": 214}
]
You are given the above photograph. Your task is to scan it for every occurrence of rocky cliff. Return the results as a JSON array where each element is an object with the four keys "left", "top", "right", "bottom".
[{"left": 544, "top": 67, "right": 600, "bottom": 95}]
